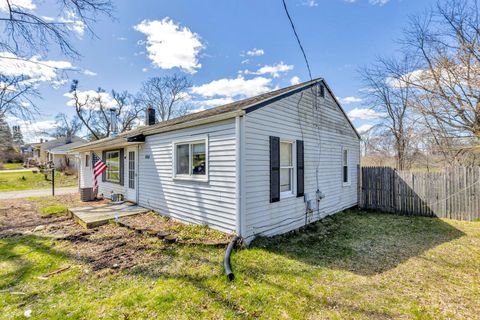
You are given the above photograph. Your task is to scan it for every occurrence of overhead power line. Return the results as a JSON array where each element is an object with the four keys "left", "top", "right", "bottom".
[{"left": 281, "top": 0, "right": 313, "bottom": 80}]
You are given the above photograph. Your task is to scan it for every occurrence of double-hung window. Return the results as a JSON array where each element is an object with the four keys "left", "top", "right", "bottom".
[
  {"left": 174, "top": 139, "right": 207, "bottom": 180},
  {"left": 342, "top": 148, "right": 350, "bottom": 185},
  {"left": 106, "top": 150, "right": 120, "bottom": 183},
  {"left": 280, "top": 141, "right": 294, "bottom": 196}
]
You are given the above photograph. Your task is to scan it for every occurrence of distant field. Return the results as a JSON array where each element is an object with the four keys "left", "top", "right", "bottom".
[
  {"left": 0, "top": 163, "right": 24, "bottom": 170},
  {"left": 0, "top": 171, "right": 77, "bottom": 192}
]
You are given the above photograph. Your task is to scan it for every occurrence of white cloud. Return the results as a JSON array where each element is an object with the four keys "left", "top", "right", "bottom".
[
  {"left": 386, "top": 69, "right": 427, "bottom": 88},
  {"left": 39, "top": 11, "right": 85, "bottom": 37},
  {"left": 83, "top": 69, "right": 97, "bottom": 76},
  {"left": 242, "top": 62, "right": 294, "bottom": 78},
  {"left": 134, "top": 18, "right": 204, "bottom": 74},
  {"left": 64, "top": 90, "right": 117, "bottom": 109},
  {"left": 189, "top": 106, "right": 207, "bottom": 114},
  {"left": 193, "top": 97, "right": 235, "bottom": 108},
  {"left": 241, "top": 59, "right": 250, "bottom": 64},
  {"left": 290, "top": 76, "right": 301, "bottom": 85},
  {"left": 0, "top": 52, "right": 73, "bottom": 84},
  {"left": 356, "top": 124, "right": 374, "bottom": 134},
  {"left": 6, "top": 115, "right": 56, "bottom": 143},
  {"left": 117, "top": 36, "right": 128, "bottom": 41},
  {"left": 246, "top": 48, "right": 264, "bottom": 56},
  {"left": 344, "top": 0, "right": 390, "bottom": 4},
  {"left": 0, "top": 0, "right": 35, "bottom": 11},
  {"left": 347, "top": 108, "right": 386, "bottom": 120},
  {"left": 302, "top": 0, "right": 318, "bottom": 7},
  {"left": 59, "top": 10, "right": 85, "bottom": 37},
  {"left": 142, "top": 67, "right": 148, "bottom": 72},
  {"left": 369, "top": 0, "right": 390, "bottom": 5},
  {"left": 338, "top": 96, "right": 363, "bottom": 104},
  {"left": 191, "top": 76, "right": 272, "bottom": 98}
]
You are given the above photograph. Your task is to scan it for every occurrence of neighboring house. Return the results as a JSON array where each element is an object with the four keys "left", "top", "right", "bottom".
[
  {"left": 73, "top": 79, "right": 360, "bottom": 242},
  {"left": 31, "top": 136, "right": 87, "bottom": 170}
]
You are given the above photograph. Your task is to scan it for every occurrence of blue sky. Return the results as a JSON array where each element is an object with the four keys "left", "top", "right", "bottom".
[{"left": 4, "top": 0, "right": 438, "bottom": 142}]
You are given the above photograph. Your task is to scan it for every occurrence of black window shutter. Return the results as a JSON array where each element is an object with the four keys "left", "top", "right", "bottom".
[
  {"left": 119, "top": 148, "right": 124, "bottom": 186},
  {"left": 296, "top": 140, "right": 304, "bottom": 197},
  {"left": 269, "top": 136, "right": 280, "bottom": 203},
  {"left": 101, "top": 151, "right": 106, "bottom": 182}
]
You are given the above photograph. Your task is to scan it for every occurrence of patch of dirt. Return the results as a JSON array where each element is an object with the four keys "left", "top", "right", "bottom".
[
  {"left": 0, "top": 195, "right": 232, "bottom": 272},
  {"left": 118, "top": 212, "right": 233, "bottom": 246},
  {"left": 54, "top": 223, "right": 167, "bottom": 271},
  {"left": 0, "top": 194, "right": 107, "bottom": 233}
]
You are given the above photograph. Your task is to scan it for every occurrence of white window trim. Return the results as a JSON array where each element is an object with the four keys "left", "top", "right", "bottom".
[
  {"left": 280, "top": 140, "right": 296, "bottom": 199},
  {"left": 342, "top": 147, "right": 351, "bottom": 186},
  {"left": 172, "top": 136, "right": 209, "bottom": 182},
  {"left": 105, "top": 150, "right": 121, "bottom": 184}
]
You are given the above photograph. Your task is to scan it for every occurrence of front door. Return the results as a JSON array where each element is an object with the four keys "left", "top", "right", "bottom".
[{"left": 126, "top": 148, "right": 137, "bottom": 202}]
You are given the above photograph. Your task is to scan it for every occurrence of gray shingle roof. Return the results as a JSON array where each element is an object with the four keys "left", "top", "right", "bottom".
[{"left": 72, "top": 78, "right": 359, "bottom": 151}]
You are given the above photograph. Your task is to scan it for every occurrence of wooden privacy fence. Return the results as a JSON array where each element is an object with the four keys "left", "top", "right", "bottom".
[{"left": 360, "top": 166, "right": 480, "bottom": 221}]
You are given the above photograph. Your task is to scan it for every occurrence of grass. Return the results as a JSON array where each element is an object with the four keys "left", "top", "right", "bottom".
[
  {"left": 39, "top": 205, "right": 68, "bottom": 216},
  {"left": 1, "top": 163, "right": 23, "bottom": 170},
  {"left": 1, "top": 207, "right": 479, "bottom": 319},
  {"left": 0, "top": 171, "right": 77, "bottom": 192}
]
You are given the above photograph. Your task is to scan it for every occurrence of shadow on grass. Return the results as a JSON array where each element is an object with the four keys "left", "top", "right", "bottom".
[
  {"left": 251, "top": 210, "right": 465, "bottom": 276},
  {"left": 0, "top": 233, "right": 253, "bottom": 318},
  {"left": 0, "top": 211, "right": 468, "bottom": 318},
  {"left": 0, "top": 234, "right": 71, "bottom": 289}
]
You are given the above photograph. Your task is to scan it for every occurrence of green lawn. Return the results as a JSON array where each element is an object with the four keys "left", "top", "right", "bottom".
[
  {"left": 0, "top": 204, "right": 479, "bottom": 319},
  {"left": 39, "top": 205, "right": 68, "bottom": 216},
  {"left": 0, "top": 171, "right": 77, "bottom": 192},
  {"left": 1, "top": 163, "right": 23, "bottom": 170}
]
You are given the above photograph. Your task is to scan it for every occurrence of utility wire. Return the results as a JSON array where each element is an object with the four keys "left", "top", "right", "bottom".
[
  {"left": 281, "top": 0, "right": 329, "bottom": 229},
  {"left": 282, "top": 0, "right": 312, "bottom": 80}
]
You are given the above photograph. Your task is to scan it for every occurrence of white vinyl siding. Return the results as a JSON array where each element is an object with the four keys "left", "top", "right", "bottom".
[
  {"left": 138, "top": 119, "right": 237, "bottom": 233},
  {"left": 243, "top": 85, "right": 360, "bottom": 240}
]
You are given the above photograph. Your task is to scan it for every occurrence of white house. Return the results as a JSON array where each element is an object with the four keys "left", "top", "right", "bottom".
[
  {"left": 30, "top": 136, "right": 87, "bottom": 169},
  {"left": 72, "top": 79, "right": 360, "bottom": 242}
]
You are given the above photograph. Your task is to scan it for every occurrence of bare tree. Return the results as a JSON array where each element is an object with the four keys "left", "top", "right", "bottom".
[
  {"left": 0, "top": 0, "right": 113, "bottom": 58},
  {"left": 0, "top": 74, "right": 39, "bottom": 120},
  {"left": 51, "top": 113, "right": 83, "bottom": 139},
  {"left": 360, "top": 57, "right": 417, "bottom": 170},
  {"left": 399, "top": 0, "right": 480, "bottom": 139},
  {"left": 0, "top": 0, "right": 113, "bottom": 122},
  {"left": 69, "top": 80, "right": 142, "bottom": 140},
  {"left": 138, "top": 74, "right": 192, "bottom": 122},
  {"left": 91, "top": 88, "right": 143, "bottom": 138},
  {"left": 69, "top": 80, "right": 100, "bottom": 139}
]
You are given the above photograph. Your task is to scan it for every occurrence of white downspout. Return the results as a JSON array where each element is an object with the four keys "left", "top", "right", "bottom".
[{"left": 235, "top": 116, "right": 242, "bottom": 236}]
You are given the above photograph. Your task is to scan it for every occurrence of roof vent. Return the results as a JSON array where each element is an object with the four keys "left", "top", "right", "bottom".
[
  {"left": 109, "top": 108, "right": 118, "bottom": 137},
  {"left": 317, "top": 84, "right": 325, "bottom": 98}
]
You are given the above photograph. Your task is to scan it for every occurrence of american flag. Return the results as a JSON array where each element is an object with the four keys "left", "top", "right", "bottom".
[{"left": 92, "top": 152, "right": 107, "bottom": 193}]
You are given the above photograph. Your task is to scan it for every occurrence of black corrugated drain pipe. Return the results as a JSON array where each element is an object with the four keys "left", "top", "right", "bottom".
[{"left": 224, "top": 236, "right": 239, "bottom": 281}]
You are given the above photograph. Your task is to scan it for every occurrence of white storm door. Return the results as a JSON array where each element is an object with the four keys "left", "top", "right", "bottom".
[{"left": 126, "top": 148, "right": 137, "bottom": 202}]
